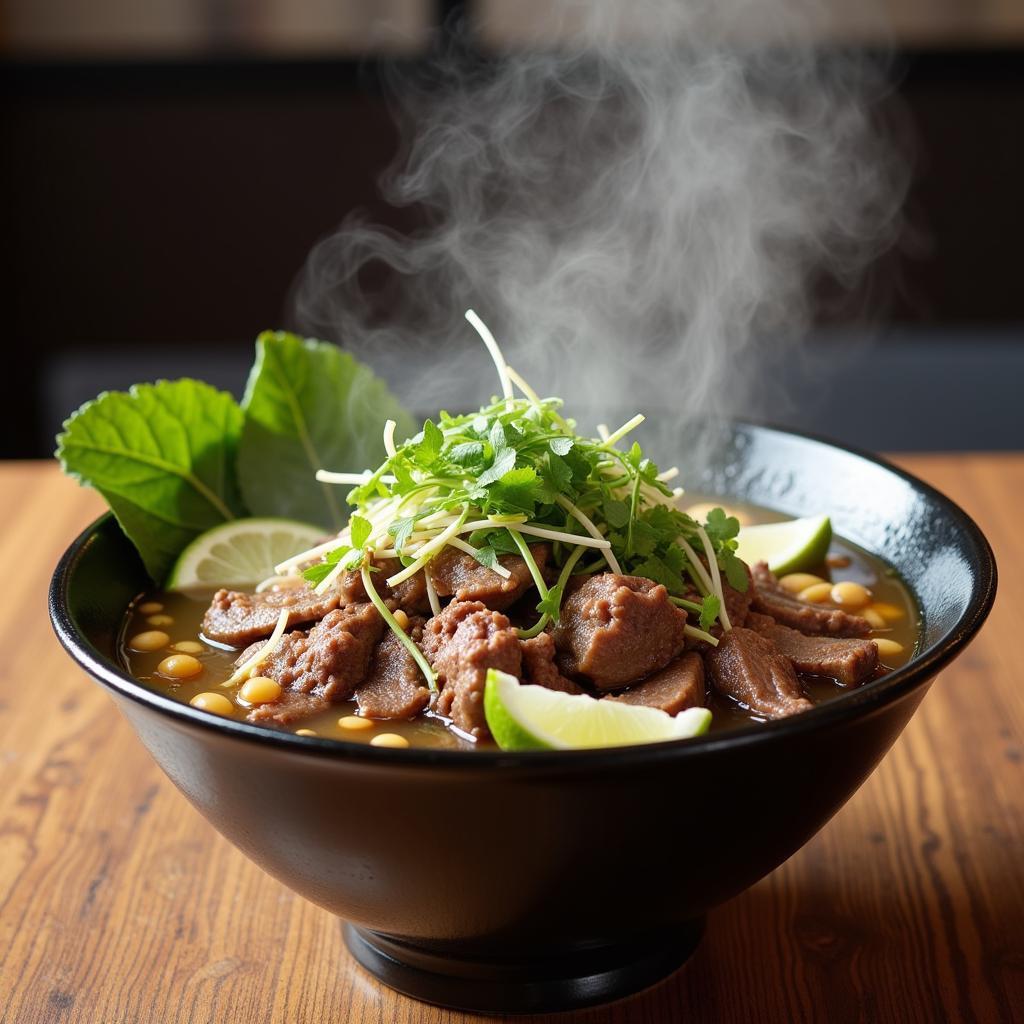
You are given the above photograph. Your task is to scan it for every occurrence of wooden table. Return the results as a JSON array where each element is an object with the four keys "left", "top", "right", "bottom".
[{"left": 1, "top": 458, "right": 1020, "bottom": 1024}]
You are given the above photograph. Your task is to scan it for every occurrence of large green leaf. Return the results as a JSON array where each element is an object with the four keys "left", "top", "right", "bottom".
[
  {"left": 56, "top": 379, "right": 245, "bottom": 581},
  {"left": 238, "top": 331, "right": 414, "bottom": 528}
]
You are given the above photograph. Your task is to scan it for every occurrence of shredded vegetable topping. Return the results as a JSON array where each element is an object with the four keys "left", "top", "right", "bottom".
[
  {"left": 221, "top": 608, "right": 290, "bottom": 688},
  {"left": 279, "top": 311, "right": 747, "bottom": 688}
]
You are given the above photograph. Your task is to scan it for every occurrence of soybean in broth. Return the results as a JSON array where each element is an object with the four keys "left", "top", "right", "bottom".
[{"left": 121, "top": 499, "right": 920, "bottom": 749}]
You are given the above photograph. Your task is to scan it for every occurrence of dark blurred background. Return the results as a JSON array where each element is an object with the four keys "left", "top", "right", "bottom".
[{"left": 2, "top": 0, "right": 1022, "bottom": 458}]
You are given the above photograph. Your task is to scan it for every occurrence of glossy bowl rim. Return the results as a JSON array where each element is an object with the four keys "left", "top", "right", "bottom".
[{"left": 49, "top": 421, "right": 997, "bottom": 771}]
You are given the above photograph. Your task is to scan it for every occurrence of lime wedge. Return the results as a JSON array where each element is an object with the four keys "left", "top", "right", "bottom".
[
  {"left": 484, "top": 670, "right": 712, "bottom": 751},
  {"left": 167, "top": 518, "right": 325, "bottom": 590},
  {"left": 734, "top": 514, "right": 832, "bottom": 576}
]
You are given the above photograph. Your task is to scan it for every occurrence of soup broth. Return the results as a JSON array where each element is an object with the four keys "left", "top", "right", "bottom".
[{"left": 121, "top": 502, "right": 920, "bottom": 749}]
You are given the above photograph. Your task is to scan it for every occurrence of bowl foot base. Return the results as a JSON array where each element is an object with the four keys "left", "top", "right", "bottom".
[{"left": 343, "top": 919, "right": 704, "bottom": 1014}]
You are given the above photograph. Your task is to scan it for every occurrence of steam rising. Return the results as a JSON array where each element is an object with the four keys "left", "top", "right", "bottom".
[{"left": 292, "top": 0, "right": 906, "bottom": 454}]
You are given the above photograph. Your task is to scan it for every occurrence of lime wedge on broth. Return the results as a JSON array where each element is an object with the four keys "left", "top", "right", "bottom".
[
  {"left": 168, "top": 518, "right": 325, "bottom": 590},
  {"left": 484, "top": 670, "right": 712, "bottom": 751},
  {"left": 734, "top": 514, "right": 832, "bottom": 576}
]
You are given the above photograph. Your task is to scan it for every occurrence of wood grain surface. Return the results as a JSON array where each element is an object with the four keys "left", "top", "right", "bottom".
[{"left": 1, "top": 457, "right": 1020, "bottom": 1024}]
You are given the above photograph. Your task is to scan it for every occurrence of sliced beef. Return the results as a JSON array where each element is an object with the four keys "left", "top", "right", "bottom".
[
  {"left": 203, "top": 583, "right": 345, "bottom": 647},
  {"left": 420, "top": 601, "right": 522, "bottom": 739},
  {"left": 745, "top": 610, "right": 777, "bottom": 632},
  {"left": 552, "top": 574, "right": 688, "bottom": 689},
  {"left": 355, "top": 625, "right": 432, "bottom": 720},
  {"left": 749, "top": 618, "right": 878, "bottom": 686},
  {"left": 605, "top": 652, "right": 705, "bottom": 715},
  {"left": 520, "top": 633, "right": 584, "bottom": 695},
  {"left": 334, "top": 559, "right": 431, "bottom": 615},
  {"left": 238, "top": 603, "right": 384, "bottom": 725},
  {"left": 427, "top": 543, "right": 550, "bottom": 611},
  {"left": 248, "top": 689, "right": 330, "bottom": 726},
  {"left": 722, "top": 564, "right": 753, "bottom": 628},
  {"left": 705, "top": 626, "right": 813, "bottom": 719},
  {"left": 751, "top": 562, "right": 870, "bottom": 638}
]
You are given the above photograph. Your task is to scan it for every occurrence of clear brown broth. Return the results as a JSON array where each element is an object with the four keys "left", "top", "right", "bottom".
[{"left": 121, "top": 501, "right": 921, "bottom": 749}]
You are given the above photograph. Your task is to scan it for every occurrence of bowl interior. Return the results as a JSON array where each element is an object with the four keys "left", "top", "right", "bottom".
[
  {"left": 53, "top": 422, "right": 996, "bottom": 752},
  {"left": 676, "top": 422, "right": 995, "bottom": 656}
]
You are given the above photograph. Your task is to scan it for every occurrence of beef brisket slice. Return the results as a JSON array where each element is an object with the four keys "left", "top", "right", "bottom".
[
  {"left": 241, "top": 603, "right": 384, "bottom": 725},
  {"left": 552, "top": 574, "right": 688, "bottom": 689},
  {"left": 427, "top": 544, "right": 550, "bottom": 611},
  {"left": 248, "top": 689, "right": 330, "bottom": 726},
  {"left": 355, "top": 626, "right": 432, "bottom": 720},
  {"left": 605, "top": 651, "right": 705, "bottom": 715},
  {"left": 750, "top": 619, "right": 878, "bottom": 686},
  {"left": 520, "top": 633, "right": 584, "bottom": 695},
  {"left": 705, "top": 626, "right": 813, "bottom": 719},
  {"left": 203, "top": 583, "right": 345, "bottom": 647},
  {"left": 420, "top": 601, "right": 522, "bottom": 738},
  {"left": 334, "top": 559, "right": 431, "bottom": 615},
  {"left": 751, "top": 562, "right": 870, "bottom": 638}
]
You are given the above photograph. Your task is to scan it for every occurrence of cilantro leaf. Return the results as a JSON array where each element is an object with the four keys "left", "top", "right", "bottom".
[
  {"left": 603, "top": 499, "right": 630, "bottom": 529},
  {"left": 349, "top": 514, "right": 372, "bottom": 550},
  {"left": 537, "top": 452, "right": 572, "bottom": 502},
  {"left": 413, "top": 419, "right": 444, "bottom": 467},
  {"left": 302, "top": 561, "right": 338, "bottom": 585},
  {"left": 536, "top": 582, "right": 564, "bottom": 622},
  {"left": 471, "top": 545, "right": 499, "bottom": 570},
  {"left": 704, "top": 506, "right": 741, "bottom": 544},
  {"left": 489, "top": 466, "right": 539, "bottom": 512},
  {"left": 721, "top": 549, "right": 750, "bottom": 592},
  {"left": 468, "top": 529, "right": 520, "bottom": 555},
  {"left": 477, "top": 447, "right": 517, "bottom": 487},
  {"left": 489, "top": 419, "right": 507, "bottom": 454},
  {"left": 632, "top": 556, "right": 681, "bottom": 591},
  {"left": 449, "top": 441, "right": 485, "bottom": 467},
  {"left": 663, "top": 543, "right": 685, "bottom": 573},
  {"left": 389, "top": 512, "right": 430, "bottom": 554},
  {"left": 699, "top": 594, "right": 721, "bottom": 632}
]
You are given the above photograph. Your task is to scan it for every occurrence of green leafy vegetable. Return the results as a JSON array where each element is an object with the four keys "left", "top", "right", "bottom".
[
  {"left": 536, "top": 582, "right": 564, "bottom": 622},
  {"left": 56, "top": 379, "right": 246, "bottom": 582},
  {"left": 699, "top": 594, "right": 721, "bottom": 632},
  {"left": 238, "top": 331, "right": 413, "bottom": 529},
  {"left": 349, "top": 514, "right": 372, "bottom": 550}
]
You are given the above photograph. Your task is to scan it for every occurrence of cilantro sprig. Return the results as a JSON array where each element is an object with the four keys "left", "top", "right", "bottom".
[{"left": 297, "top": 310, "right": 748, "bottom": 674}]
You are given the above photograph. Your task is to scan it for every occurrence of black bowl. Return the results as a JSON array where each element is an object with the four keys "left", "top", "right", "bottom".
[{"left": 49, "top": 423, "right": 996, "bottom": 1014}]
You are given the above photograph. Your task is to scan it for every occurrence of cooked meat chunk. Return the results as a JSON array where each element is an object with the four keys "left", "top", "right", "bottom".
[
  {"left": 705, "top": 626, "right": 813, "bottom": 719},
  {"left": 520, "top": 633, "right": 584, "bottom": 695},
  {"left": 355, "top": 624, "right": 432, "bottom": 720},
  {"left": 248, "top": 690, "right": 329, "bottom": 726},
  {"left": 552, "top": 574, "right": 688, "bottom": 689},
  {"left": 722, "top": 564, "right": 753, "bottom": 628},
  {"left": 745, "top": 610, "right": 776, "bottom": 632},
  {"left": 604, "top": 652, "right": 705, "bottom": 715},
  {"left": 751, "top": 563, "right": 870, "bottom": 638},
  {"left": 334, "top": 559, "right": 431, "bottom": 615},
  {"left": 203, "top": 583, "right": 345, "bottom": 647},
  {"left": 427, "top": 544, "right": 550, "bottom": 611},
  {"left": 748, "top": 618, "right": 878, "bottom": 686},
  {"left": 237, "top": 603, "right": 384, "bottom": 724},
  {"left": 421, "top": 601, "right": 522, "bottom": 738}
]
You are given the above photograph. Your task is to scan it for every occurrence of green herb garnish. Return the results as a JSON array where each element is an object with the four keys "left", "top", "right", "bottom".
[{"left": 298, "top": 310, "right": 746, "bottom": 659}]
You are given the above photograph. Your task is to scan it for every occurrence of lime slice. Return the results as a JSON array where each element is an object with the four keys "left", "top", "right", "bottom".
[
  {"left": 734, "top": 514, "right": 832, "bottom": 576},
  {"left": 168, "top": 518, "right": 325, "bottom": 590},
  {"left": 484, "top": 669, "right": 712, "bottom": 751}
]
